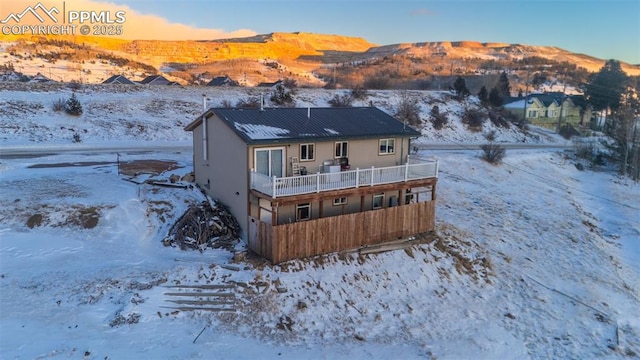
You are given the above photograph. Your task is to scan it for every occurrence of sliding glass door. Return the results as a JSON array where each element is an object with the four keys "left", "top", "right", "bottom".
[{"left": 254, "top": 147, "right": 284, "bottom": 178}]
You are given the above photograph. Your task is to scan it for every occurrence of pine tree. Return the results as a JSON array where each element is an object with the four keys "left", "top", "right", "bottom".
[
  {"left": 478, "top": 86, "right": 489, "bottom": 105},
  {"left": 585, "top": 59, "right": 629, "bottom": 112},
  {"left": 497, "top": 71, "right": 511, "bottom": 98},
  {"left": 488, "top": 87, "right": 503, "bottom": 107},
  {"left": 64, "top": 93, "right": 83, "bottom": 116},
  {"left": 453, "top": 77, "right": 470, "bottom": 99}
]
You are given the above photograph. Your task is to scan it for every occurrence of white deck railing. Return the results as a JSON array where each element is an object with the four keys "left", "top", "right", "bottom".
[{"left": 250, "top": 161, "right": 438, "bottom": 198}]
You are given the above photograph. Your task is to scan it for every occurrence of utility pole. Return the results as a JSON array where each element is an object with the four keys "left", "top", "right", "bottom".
[
  {"left": 556, "top": 77, "right": 567, "bottom": 133},
  {"left": 523, "top": 67, "right": 530, "bottom": 126}
]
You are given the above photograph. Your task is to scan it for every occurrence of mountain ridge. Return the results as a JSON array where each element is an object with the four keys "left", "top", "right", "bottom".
[{"left": 2, "top": 32, "right": 639, "bottom": 86}]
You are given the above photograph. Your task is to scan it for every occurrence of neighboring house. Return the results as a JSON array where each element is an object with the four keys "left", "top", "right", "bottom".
[
  {"left": 30, "top": 72, "right": 53, "bottom": 83},
  {"left": 102, "top": 75, "right": 135, "bottom": 85},
  {"left": 256, "top": 79, "right": 283, "bottom": 88},
  {"left": 503, "top": 93, "right": 591, "bottom": 128},
  {"left": 184, "top": 107, "right": 439, "bottom": 263},
  {"left": 207, "top": 76, "right": 239, "bottom": 87},
  {"left": 138, "top": 75, "right": 171, "bottom": 85}
]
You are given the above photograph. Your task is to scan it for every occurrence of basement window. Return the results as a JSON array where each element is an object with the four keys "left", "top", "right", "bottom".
[
  {"left": 296, "top": 203, "right": 311, "bottom": 221},
  {"left": 372, "top": 194, "right": 384, "bottom": 210},
  {"left": 333, "top": 197, "right": 347, "bottom": 206}
]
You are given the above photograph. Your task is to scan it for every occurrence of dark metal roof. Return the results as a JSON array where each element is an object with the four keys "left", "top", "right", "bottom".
[
  {"left": 207, "top": 76, "right": 238, "bottom": 86},
  {"left": 185, "top": 107, "right": 421, "bottom": 144},
  {"left": 139, "top": 75, "right": 170, "bottom": 85},
  {"left": 102, "top": 75, "right": 135, "bottom": 85}
]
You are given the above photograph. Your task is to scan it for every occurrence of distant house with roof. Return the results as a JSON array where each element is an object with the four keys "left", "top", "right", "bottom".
[
  {"left": 207, "top": 76, "right": 239, "bottom": 87},
  {"left": 102, "top": 75, "right": 135, "bottom": 85},
  {"left": 184, "top": 107, "right": 439, "bottom": 263},
  {"left": 503, "top": 93, "right": 591, "bottom": 128},
  {"left": 138, "top": 75, "right": 171, "bottom": 86},
  {"left": 256, "top": 79, "right": 283, "bottom": 89},
  {"left": 30, "top": 73, "right": 53, "bottom": 83}
]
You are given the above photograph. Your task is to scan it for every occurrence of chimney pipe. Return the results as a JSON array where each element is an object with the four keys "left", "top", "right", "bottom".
[
  {"left": 307, "top": 107, "right": 310, "bottom": 119},
  {"left": 202, "top": 94, "right": 207, "bottom": 111},
  {"left": 260, "top": 94, "right": 264, "bottom": 111}
]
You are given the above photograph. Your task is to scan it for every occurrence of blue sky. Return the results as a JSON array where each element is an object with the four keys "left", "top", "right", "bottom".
[{"left": 120, "top": 0, "right": 638, "bottom": 64}]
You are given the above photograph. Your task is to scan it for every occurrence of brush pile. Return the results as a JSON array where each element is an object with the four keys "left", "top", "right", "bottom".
[{"left": 163, "top": 201, "right": 240, "bottom": 251}]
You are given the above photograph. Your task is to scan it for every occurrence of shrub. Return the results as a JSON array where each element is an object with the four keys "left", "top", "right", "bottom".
[
  {"left": 462, "top": 108, "right": 485, "bottom": 131},
  {"left": 220, "top": 99, "right": 233, "bottom": 108},
  {"left": 52, "top": 98, "right": 66, "bottom": 112},
  {"left": 559, "top": 123, "right": 581, "bottom": 139},
  {"left": 283, "top": 78, "right": 297, "bottom": 89},
  {"left": 236, "top": 97, "right": 262, "bottom": 108},
  {"left": 64, "top": 93, "right": 83, "bottom": 116},
  {"left": 481, "top": 130, "right": 506, "bottom": 164},
  {"left": 394, "top": 93, "right": 421, "bottom": 127},
  {"left": 351, "top": 85, "right": 368, "bottom": 100},
  {"left": 270, "top": 84, "right": 294, "bottom": 106},
  {"left": 430, "top": 105, "right": 448, "bottom": 130},
  {"left": 72, "top": 132, "right": 82, "bottom": 143},
  {"left": 363, "top": 76, "right": 391, "bottom": 90},
  {"left": 68, "top": 80, "right": 82, "bottom": 90},
  {"left": 488, "top": 109, "right": 510, "bottom": 128},
  {"left": 328, "top": 93, "right": 353, "bottom": 107}
]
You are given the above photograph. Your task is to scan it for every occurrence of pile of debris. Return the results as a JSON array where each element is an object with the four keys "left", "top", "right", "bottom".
[{"left": 163, "top": 201, "right": 240, "bottom": 252}]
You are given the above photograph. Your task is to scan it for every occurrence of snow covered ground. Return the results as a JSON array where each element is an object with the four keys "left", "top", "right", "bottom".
[
  {"left": 1, "top": 85, "right": 639, "bottom": 359},
  {"left": 1, "top": 82, "right": 555, "bottom": 149}
]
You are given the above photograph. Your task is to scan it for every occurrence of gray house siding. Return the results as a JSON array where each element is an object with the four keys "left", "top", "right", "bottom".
[{"left": 193, "top": 114, "right": 249, "bottom": 240}]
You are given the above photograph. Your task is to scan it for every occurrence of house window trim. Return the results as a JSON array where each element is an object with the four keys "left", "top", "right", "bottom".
[
  {"left": 296, "top": 203, "right": 311, "bottom": 221},
  {"left": 253, "top": 146, "right": 285, "bottom": 178},
  {"left": 372, "top": 193, "right": 385, "bottom": 210},
  {"left": 379, "top": 138, "right": 396, "bottom": 155},
  {"left": 335, "top": 141, "right": 348, "bottom": 159},
  {"left": 333, "top": 197, "right": 347, "bottom": 206},
  {"left": 299, "top": 143, "right": 315, "bottom": 162}
]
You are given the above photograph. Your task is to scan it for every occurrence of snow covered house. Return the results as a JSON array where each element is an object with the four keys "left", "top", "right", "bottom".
[{"left": 185, "top": 106, "right": 439, "bottom": 263}]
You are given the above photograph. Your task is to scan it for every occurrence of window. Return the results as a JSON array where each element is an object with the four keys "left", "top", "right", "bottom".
[
  {"left": 372, "top": 194, "right": 384, "bottom": 209},
  {"left": 296, "top": 203, "right": 311, "bottom": 221},
  {"left": 254, "top": 147, "right": 284, "bottom": 177},
  {"left": 527, "top": 110, "right": 537, "bottom": 118},
  {"left": 333, "top": 197, "right": 347, "bottom": 206},
  {"left": 300, "top": 143, "right": 315, "bottom": 161},
  {"left": 379, "top": 139, "right": 395, "bottom": 155},
  {"left": 335, "top": 141, "right": 348, "bottom": 158}
]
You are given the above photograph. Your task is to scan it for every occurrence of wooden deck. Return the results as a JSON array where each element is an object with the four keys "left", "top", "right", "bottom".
[
  {"left": 248, "top": 201, "right": 436, "bottom": 263},
  {"left": 250, "top": 161, "right": 438, "bottom": 198}
]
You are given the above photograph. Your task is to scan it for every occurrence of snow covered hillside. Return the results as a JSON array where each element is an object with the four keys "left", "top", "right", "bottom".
[
  {"left": 1, "top": 82, "right": 555, "bottom": 148},
  {"left": 1, "top": 83, "right": 638, "bottom": 359}
]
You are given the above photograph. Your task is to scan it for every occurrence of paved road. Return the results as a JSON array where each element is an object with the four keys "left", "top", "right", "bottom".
[
  {"left": 0, "top": 144, "right": 193, "bottom": 159},
  {"left": 0, "top": 141, "right": 573, "bottom": 159},
  {"left": 414, "top": 142, "right": 573, "bottom": 151}
]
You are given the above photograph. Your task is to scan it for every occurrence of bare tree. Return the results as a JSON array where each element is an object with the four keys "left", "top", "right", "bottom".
[{"left": 394, "top": 92, "right": 421, "bottom": 127}]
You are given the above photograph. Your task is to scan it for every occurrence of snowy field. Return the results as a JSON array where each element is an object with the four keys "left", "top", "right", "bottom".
[{"left": 1, "top": 84, "right": 639, "bottom": 359}]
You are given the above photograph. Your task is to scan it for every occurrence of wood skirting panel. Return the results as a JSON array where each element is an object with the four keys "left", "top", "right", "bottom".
[{"left": 248, "top": 201, "right": 435, "bottom": 263}]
